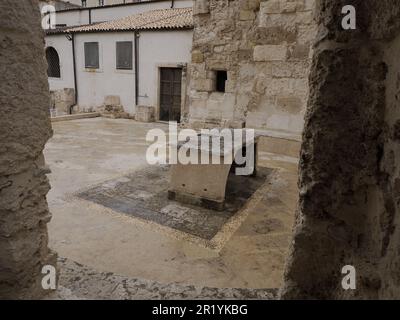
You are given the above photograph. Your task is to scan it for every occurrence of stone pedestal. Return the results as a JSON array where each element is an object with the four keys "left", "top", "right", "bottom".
[
  {"left": 168, "top": 130, "right": 259, "bottom": 210},
  {"left": 100, "top": 95, "right": 130, "bottom": 119},
  {"left": 135, "top": 105, "right": 155, "bottom": 122}
]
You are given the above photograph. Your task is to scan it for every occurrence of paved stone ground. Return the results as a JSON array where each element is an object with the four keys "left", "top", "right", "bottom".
[
  {"left": 50, "top": 257, "right": 277, "bottom": 300},
  {"left": 77, "top": 165, "right": 272, "bottom": 240},
  {"left": 45, "top": 118, "right": 298, "bottom": 290}
]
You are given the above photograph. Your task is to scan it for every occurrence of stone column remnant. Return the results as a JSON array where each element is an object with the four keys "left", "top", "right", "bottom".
[
  {"left": 281, "top": 0, "right": 400, "bottom": 299},
  {"left": 0, "top": 0, "right": 57, "bottom": 299}
]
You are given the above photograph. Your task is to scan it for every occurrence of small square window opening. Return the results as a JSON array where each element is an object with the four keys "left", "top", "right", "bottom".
[{"left": 215, "top": 70, "right": 227, "bottom": 93}]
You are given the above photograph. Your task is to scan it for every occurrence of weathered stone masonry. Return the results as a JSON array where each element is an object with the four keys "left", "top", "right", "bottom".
[
  {"left": 184, "top": 0, "right": 317, "bottom": 138},
  {"left": 282, "top": 0, "right": 400, "bottom": 299},
  {"left": 0, "top": 0, "right": 56, "bottom": 299}
]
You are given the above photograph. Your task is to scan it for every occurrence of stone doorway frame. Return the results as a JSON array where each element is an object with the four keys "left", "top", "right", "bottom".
[{"left": 154, "top": 62, "right": 188, "bottom": 123}]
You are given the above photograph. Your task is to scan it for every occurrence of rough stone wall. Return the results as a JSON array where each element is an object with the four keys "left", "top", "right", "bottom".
[
  {"left": 0, "top": 0, "right": 56, "bottom": 299},
  {"left": 281, "top": 0, "right": 400, "bottom": 299},
  {"left": 184, "top": 0, "right": 317, "bottom": 136}
]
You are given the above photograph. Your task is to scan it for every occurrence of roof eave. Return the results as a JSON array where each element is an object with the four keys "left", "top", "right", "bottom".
[{"left": 45, "top": 25, "right": 194, "bottom": 35}]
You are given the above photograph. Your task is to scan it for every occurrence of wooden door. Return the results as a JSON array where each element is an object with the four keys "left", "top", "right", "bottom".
[{"left": 159, "top": 68, "right": 182, "bottom": 122}]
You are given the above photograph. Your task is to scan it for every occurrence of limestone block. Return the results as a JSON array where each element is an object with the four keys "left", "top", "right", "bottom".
[
  {"left": 190, "top": 100, "right": 207, "bottom": 118},
  {"left": 104, "top": 95, "right": 121, "bottom": 106},
  {"left": 213, "top": 45, "right": 225, "bottom": 53},
  {"left": 135, "top": 105, "right": 155, "bottom": 122},
  {"left": 248, "top": 0, "right": 262, "bottom": 11},
  {"left": 239, "top": 63, "right": 258, "bottom": 79},
  {"left": 193, "top": 78, "right": 214, "bottom": 92},
  {"left": 194, "top": 0, "right": 210, "bottom": 15},
  {"left": 190, "top": 62, "right": 207, "bottom": 79},
  {"left": 254, "top": 74, "right": 269, "bottom": 94},
  {"left": 101, "top": 104, "right": 131, "bottom": 119},
  {"left": 260, "top": 0, "right": 297, "bottom": 14},
  {"left": 246, "top": 111, "right": 268, "bottom": 129},
  {"left": 296, "top": 11, "right": 314, "bottom": 24},
  {"left": 256, "top": 26, "right": 298, "bottom": 44},
  {"left": 221, "top": 120, "right": 246, "bottom": 129},
  {"left": 225, "top": 80, "right": 236, "bottom": 93},
  {"left": 260, "top": 11, "right": 298, "bottom": 28},
  {"left": 297, "top": 23, "right": 318, "bottom": 44},
  {"left": 276, "top": 95, "right": 303, "bottom": 114},
  {"left": 238, "top": 49, "right": 253, "bottom": 61},
  {"left": 260, "top": 0, "right": 281, "bottom": 14},
  {"left": 283, "top": 1, "right": 298, "bottom": 13},
  {"left": 190, "top": 91, "right": 209, "bottom": 118},
  {"left": 288, "top": 44, "right": 310, "bottom": 60},
  {"left": 192, "top": 50, "right": 204, "bottom": 63},
  {"left": 303, "top": 0, "right": 315, "bottom": 11},
  {"left": 240, "top": 10, "right": 256, "bottom": 21},
  {"left": 270, "top": 60, "right": 310, "bottom": 78},
  {"left": 254, "top": 45, "right": 288, "bottom": 61},
  {"left": 207, "top": 60, "right": 228, "bottom": 70}
]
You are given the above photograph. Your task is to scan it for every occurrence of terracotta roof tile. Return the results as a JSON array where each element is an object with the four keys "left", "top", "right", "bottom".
[{"left": 54, "top": 7, "right": 193, "bottom": 34}]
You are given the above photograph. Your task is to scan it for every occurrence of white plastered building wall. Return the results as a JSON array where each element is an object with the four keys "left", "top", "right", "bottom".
[
  {"left": 74, "top": 32, "right": 136, "bottom": 113},
  {"left": 45, "top": 0, "right": 194, "bottom": 115},
  {"left": 138, "top": 29, "right": 192, "bottom": 119},
  {"left": 45, "top": 35, "right": 75, "bottom": 91},
  {"left": 46, "top": 29, "right": 193, "bottom": 115}
]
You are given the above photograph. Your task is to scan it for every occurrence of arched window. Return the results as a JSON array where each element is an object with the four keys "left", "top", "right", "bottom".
[{"left": 46, "top": 47, "right": 60, "bottom": 78}]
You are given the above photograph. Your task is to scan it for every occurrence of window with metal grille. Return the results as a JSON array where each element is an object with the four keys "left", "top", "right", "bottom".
[
  {"left": 99, "top": 0, "right": 104, "bottom": 6},
  {"left": 116, "top": 41, "right": 133, "bottom": 70},
  {"left": 81, "top": 0, "right": 87, "bottom": 7},
  {"left": 46, "top": 47, "right": 60, "bottom": 78},
  {"left": 84, "top": 42, "right": 99, "bottom": 69}
]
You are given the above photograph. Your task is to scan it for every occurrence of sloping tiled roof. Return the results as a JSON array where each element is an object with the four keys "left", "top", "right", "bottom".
[{"left": 49, "top": 7, "right": 193, "bottom": 34}]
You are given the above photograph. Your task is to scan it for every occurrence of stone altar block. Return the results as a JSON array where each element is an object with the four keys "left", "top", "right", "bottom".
[{"left": 168, "top": 129, "right": 259, "bottom": 210}]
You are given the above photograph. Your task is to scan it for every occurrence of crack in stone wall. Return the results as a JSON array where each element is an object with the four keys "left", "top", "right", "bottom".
[{"left": 0, "top": 0, "right": 56, "bottom": 299}]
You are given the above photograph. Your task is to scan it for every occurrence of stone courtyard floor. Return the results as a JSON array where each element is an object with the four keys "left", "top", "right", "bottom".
[{"left": 44, "top": 118, "right": 298, "bottom": 299}]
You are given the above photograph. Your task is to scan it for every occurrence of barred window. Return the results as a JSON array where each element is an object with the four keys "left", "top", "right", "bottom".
[
  {"left": 46, "top": 47, "right": 60, "bottom": 78},
  {"left": 81, "top": 0, "right": 87, "bottom": 7},
  {"left": 84, "top": 42, "right": 99, "bottom": 69},
  {"left": 116, "top": 41, "right": 133, "bottom": 70}
]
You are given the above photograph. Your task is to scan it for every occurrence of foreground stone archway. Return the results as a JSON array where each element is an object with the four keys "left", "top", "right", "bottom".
[
  {"left": 0, "top": 0, "right": 56, "bottom": 299},
  {"left": 2, "top": 0, "right": 400, "bottom": 300},
  {"left": 281, "top": 0, "right": 400, "bottom": 299}
]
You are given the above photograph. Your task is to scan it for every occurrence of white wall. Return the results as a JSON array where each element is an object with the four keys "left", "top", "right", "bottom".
[
  {"left": 45, "top": 35, "right": 75, "bottom": 91},
  {"left": 54, "top": 0, "right": 193, "bottom": 26},
  {"left": 72, "top": 29, "right": 192, "bottom": 115},
  {"left": 55, "top": 10, "right": 90, "bottom": 26},
  {"left": 74, "top": 32, "right": 136, "bottom": 113},
  {"left": 138, "top": 30, "right": 192, "bottom": 115}
]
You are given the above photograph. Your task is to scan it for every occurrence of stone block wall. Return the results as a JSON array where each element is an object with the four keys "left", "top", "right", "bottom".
[
  {"left": 184, "top": 0, "right": 317, "bottom": 136},
  {"left": 0, "top": 0, "right": 56, "bottom": 299}
]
